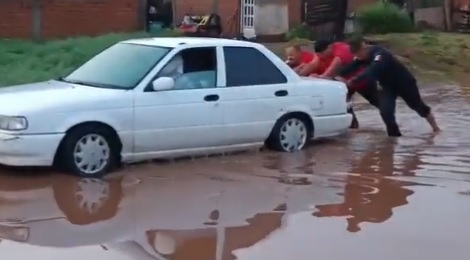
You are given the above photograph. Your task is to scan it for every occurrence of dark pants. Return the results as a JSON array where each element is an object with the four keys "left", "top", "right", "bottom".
[
  {"left": 348, "top": 82, "right": 380, "bottom": 129},
  {"left": 380, "top": 81, "right": 431, "bottom": 137},
  {"left": 347, "top": 82, "right": 380, "bottom": 107},
  {"left": 348, "top": 81, "right": 430, "bottom": 136}
]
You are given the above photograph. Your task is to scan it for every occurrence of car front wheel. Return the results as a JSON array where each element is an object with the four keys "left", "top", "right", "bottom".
[
  {"left": 57, "top": 125, "right": 119, "bottom": 178},
  {"left": 266, "top": 115, "right": 310, "bottom": 152}
]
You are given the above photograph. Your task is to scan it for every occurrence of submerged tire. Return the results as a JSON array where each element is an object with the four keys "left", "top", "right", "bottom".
[
  {"left": 266, "top": 115, "right": 311, "bottom": 152},
  {"left": 57, "top": 125, "right": 120, "bottom": 178}
]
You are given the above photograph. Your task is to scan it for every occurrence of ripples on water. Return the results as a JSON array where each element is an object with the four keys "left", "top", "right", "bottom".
[
  {"left": 355, "top": 83, "right": 470, "bottom": 180},
  {"left": 0, "top": 83, "right": 469, "bottom": 259}
]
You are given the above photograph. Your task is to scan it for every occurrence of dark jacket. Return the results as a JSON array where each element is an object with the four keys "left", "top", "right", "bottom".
[{"left": 339, "top": 45, "right": 416, "bottom": 90}]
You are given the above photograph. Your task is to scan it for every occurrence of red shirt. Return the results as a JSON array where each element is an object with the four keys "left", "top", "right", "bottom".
[
  {"left": 301, "top": 51, "right": 316, "bottom": 64},
  {"left": 331, "top": 42, "right": 354, "bottom": 64},
  {"left": 345, "top": 67, "right": 368, "bottom": 92},
  {"left": 314, "top": 42, "right": 368, "bottom": 91},
  {"left": 317, "top": 42, "right": 354, "bottom": 74}
]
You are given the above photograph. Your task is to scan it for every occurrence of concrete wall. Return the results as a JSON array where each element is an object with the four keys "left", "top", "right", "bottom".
[
  {"left": 255, "top": 3, "right": 289, "bottom": 35},
  {"left": 415, "top": 6, "right": 445, "bottom": 30}
]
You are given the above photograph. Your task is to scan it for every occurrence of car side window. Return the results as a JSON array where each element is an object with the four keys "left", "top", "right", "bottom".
[
  {"left": 223, "top": 46, "right": 287, "bottom": 87},
  {"left": 153, "top": 47, "right": 217, "bottom": 91}
]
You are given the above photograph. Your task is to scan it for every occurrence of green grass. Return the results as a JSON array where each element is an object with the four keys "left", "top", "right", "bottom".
[
  {"left": 2, "top": 31, "right": 470, "bottom": 88},
  {"left": 367, "top": 32, "right": 470, "bottom": 87},
  {"left": 369, "top": 32, "right": 470, "bottom": 73},
  {"left": 0, "top": 30, "right": 181, "bottom": 87}
]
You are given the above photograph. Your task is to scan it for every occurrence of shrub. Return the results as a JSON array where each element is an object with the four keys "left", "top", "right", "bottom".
[
  {"left": 285, "top": 24, "right": 313, "bottom": 41},
  {"left": 356, "top": 2, "right": 415, "bottom": 34}
]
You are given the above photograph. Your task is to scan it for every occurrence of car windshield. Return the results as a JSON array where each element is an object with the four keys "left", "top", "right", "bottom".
[{"left": 63, "top": 43, "right": 171, "bottom": 89}]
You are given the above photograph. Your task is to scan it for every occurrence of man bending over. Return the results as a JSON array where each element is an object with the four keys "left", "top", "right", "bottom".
[
  {"left": 285, "top": 44, "right": 319, "bottom": 76},
  {"left": 337, "top": 37, "right": 440, "bottom": 137}
]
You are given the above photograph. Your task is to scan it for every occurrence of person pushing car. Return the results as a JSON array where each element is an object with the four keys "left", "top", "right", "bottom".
[
  {"left": 335, "top": 37, "right": 440, "bottom": 137},
  {"left": 313, "top": 38, "right": 381, "bottom": 128},
  {"left": 284, "top": 44, "right": 319, "bottom": 76}
]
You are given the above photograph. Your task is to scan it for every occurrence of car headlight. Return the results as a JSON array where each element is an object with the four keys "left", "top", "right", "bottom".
[
  {"left": 0, "top": 116, "right": 28, "bottom": 131},
  {"left": 0, "top": 224, "right": 30, "bottom": 242}
]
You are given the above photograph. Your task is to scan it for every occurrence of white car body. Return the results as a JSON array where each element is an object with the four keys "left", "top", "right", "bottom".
[{"left": 0, "top": 37, "right": 351, "bottom": 169}]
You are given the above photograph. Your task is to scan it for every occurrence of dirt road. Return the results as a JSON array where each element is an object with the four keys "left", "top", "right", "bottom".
[{"left": 0, "top": 83, "right": 469, "bottom": 260}]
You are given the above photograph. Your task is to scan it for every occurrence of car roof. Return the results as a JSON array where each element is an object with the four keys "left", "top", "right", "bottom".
[{"left": 122, "top": 37, "right": 262, "bottom": 48}]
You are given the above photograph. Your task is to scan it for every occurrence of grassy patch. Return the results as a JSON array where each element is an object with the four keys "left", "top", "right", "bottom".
[
  {"left": 0, "top": 32, "right": 309, "bottom": 87},
  {"left": 369, "top": 32, "right": 470, "bottom": 74},
  {"left": 2, "top": 31, "right": 469, "bottom": 88},
  {"left": 0, "top": 30, "right": 181, "bottom": 87},
  {"left": 367, "top": 32, "right": 470, "bottom": 87}
]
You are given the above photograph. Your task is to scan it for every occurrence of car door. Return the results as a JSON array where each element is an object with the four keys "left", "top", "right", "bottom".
[
  {"left": 216, "top": 46, "right": 293, "bottom": 145},
  {"left": 133, "top": 46, "right": 226, "bottom": 155}
]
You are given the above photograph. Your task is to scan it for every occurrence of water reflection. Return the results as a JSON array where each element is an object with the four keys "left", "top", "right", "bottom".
[
  {"left": 0, "top": 172, "right": 131, "bottom": 246},
  {"left": 0, "top": 83, "right": 470, "bottom": 259},
  {"left": 0, "top": 135, "right": 436, "bottom": 258},
  {"left": 139, "top": 211, "right": 284, "bottom": 260},
  {"left": 0, "top": 160, "right": 314, "bottom": 259},
  {"left": 313, "top": 138, "right": 433, "bottom": 232},
  {"left": 52, "top": 176, "right": 124, "bottom": 225}
]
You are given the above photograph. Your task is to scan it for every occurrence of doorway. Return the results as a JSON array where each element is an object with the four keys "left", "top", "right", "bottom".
[
  {"left": 240, "top": 0, "right": 256, "bottom": 39},
  {"left": 146, "top": 0, "right": 173, "bottom": 32}
]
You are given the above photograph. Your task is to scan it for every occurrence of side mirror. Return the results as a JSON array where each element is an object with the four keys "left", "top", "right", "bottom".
[{"left": 152, "top": 77, "right": 175, "bottom": 91}]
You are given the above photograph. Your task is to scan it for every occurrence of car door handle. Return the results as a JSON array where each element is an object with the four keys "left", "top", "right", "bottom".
[
  {"left": 204, "top": 94, "right": 219, "bottom": 102},
  {"left": 275, "top": 90, "right": 288, "bottom": 97}
]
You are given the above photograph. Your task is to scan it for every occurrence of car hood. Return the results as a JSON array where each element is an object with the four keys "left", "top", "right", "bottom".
[{"left": 0, "top": 80, "right": 132, "bottom": 115}]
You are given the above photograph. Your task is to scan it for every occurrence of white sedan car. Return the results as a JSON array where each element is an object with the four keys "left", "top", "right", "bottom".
[{"left": 0, "top": 37, "right": 351, "bottom": 177}]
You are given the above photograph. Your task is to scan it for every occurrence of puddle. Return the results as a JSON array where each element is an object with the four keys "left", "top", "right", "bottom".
[{"left": 0, "top": 84, "right": 470, "bottom": 259}]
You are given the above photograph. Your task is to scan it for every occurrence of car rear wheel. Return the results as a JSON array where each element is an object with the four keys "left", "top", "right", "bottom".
[
  {"left": 57, "top": 125, "right": 119, "bottom": 178},
  {"left": 266, "top": 115, "right": 310, "bottom": 152}
]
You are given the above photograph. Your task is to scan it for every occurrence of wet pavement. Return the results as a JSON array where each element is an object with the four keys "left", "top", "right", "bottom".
[{"left": 1, "top": 83, "right": 470, "bottom": 259}]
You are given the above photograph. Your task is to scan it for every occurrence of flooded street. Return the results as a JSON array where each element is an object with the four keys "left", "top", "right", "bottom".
[{"left": 1, "top": 83, "right": 470, "bottom": 259}]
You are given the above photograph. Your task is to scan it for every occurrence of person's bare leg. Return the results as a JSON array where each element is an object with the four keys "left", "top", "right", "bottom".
[
  {"left": 399, "top": 81, "right": 440, "bottom": 134},
  {"left": 426, "top": 112, "right": 440, "bottom": 132},
  {"left": 347, "top": 91, "right": 359, "bottom": 129},
  {"left": 349, "top": 111, "right": 359, "bottom": 129}
]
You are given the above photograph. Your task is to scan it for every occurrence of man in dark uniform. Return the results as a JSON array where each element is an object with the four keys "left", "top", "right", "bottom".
[{"left": 336, "top": 37, "right": 440, "bottom": 137}]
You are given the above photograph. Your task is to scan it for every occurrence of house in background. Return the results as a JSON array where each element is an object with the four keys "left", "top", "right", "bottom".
[
  {"left": 0, "top": 0, "right": 371, "bottom": 40},
  {"left": 156, "top": 0, "right": 304, "bottom": 40}
]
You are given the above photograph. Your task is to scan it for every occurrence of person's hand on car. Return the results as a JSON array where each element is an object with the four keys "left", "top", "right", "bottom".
[
  {"left": 334, "top": 76, "right": 347, "bottom": 83},
  {"left": 286, "top": 59, "right": 295, "bottom": 68},
  {"left": 319, "top": 74, "right": 333, "bottom": 79}
]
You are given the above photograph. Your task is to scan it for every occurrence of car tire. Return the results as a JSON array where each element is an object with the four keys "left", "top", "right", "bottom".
[
  {"left": 57, "top": 125, "right": 120, "bottom": 178},
  {"left": 265, "top": 114, "right": 312, "bottom": 152}
]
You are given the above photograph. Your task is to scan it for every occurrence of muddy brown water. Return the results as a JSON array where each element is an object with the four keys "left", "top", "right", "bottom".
[{"left": 1, "top": 83, "right": 470, "bottom": 260}]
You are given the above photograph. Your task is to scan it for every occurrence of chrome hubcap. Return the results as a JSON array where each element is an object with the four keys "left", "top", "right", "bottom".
[
  {"left": 73, "top": 134, "right": 110, "bottom": 175},
  {"left": 279, "top": 118, "right": 307, "bottom": 152}
]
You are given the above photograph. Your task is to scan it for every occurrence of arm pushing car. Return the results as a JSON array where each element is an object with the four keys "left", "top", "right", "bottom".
[{"left": 284, "top": 39, "right": 380, "bottom": 129}]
